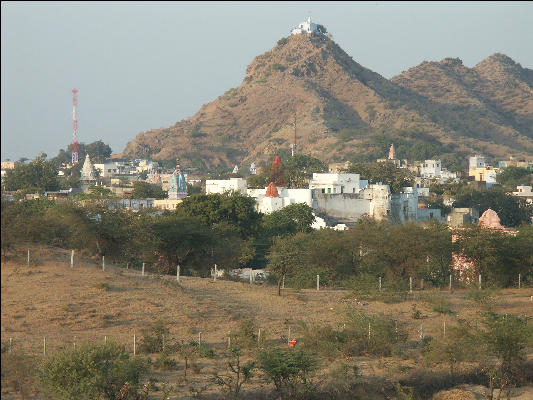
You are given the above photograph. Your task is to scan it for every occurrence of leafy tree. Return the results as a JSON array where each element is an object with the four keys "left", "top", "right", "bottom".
[
  {"left": 177, "top": 192, "right": 261, "bottom": 238},
  {"left": 3, "top": 157, "right": 59, "bottom": 192},
  {"left": 39, "top": 341, "right": 148, "bottom": 400},
  {"left": 267, "top": 235, "right": 306, "bottom": 295},
  {"left": 258, "top": 348, "right": 317, "bottom": 398},
  {"left": 344, "top": 162, "right": 415, "bottom": 193},
  {"left": 260, "top": 203, "right": 315, "bottom": 237},
  {"left": 475, "top": 313, "right": 533, "bottom": 399},
  {"left": 131, "top": 181, "right": 167, "bottom": 199},
  {"left": 283, "top": 154, "right": 328, "bottom": 188},
  {"left": 246, "top": 154, "right": 327, "bottom": 189},
  {"left": 151, "top": 214, "right": 213, "bottom": 275},
  {"left": 452, "top": 226, "right": 531, "bottom": 286},
  {"left": 496, "top": 166, "right": 531, "bottom": 188},
  {"left": 52, "top": 140, "right": 112, "bottom": 165},
  {"left": 453, "top": 186, "right": 530, "bottom": 227}
]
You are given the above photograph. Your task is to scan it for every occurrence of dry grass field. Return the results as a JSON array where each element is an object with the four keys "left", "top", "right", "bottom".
[{"left": 2, "top": 246, "right": 533, "bottom": 399}]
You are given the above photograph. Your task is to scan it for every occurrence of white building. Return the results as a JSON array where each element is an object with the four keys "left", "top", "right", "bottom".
[
  {"left": 420, "top": 160, "right": 442, "bottom": 178},
  {"left": 247, "top": 184, "right": 313, "bottom": 214},
  {"left": 291, "top": 17, "right": 319, "bottom": 35},
  {"left": 206, "top": 178, "right": 248, "bottom": 195},
  {"left": 512, "top": 185, "right": 533, "bottom": 203},
  {"left": 250, "top": 163, "right": 257, "bottom": 175},
  {"left": 469, "top": 155, "right": 486, "bottom": 172},
  {"left": 309, "top": 173, "right": 362, "bottom": 195}
]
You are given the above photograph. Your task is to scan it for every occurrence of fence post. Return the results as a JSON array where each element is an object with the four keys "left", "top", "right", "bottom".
[
  {"left": 409, "top": 277, "right": 413, "bottom": 294},
  {"left": 282, "top": 276, "right": 285, "bottom": 289},
  {"left": 250, "top": 268, "right": 253, "bottom": 284},
  {"left": 133, "top": 334, "right": 136, "bottom": 355},
  {"left": 177, "top": 265, "right": 180, "bottom": 282},
  {"left": 198, "top": 332, "right": 202, "bottom": 346},
  {"left": 479, "top": 274, "right": 482, "bottom": 290},
  {"left": 127, "top": 262, "right": 129, "bottom": 270},
  {"left": 43, "top": 337, "right": 46, "bottom": 356},
  {"left": 258, "top": 328, "right": 261, "bottom": 344},
  {"left": 419, "top": 324, "right": 424, "bottom": 340},
  {"left": 316, "top": 275, "right": 320, "bottom": 291},
  {"left": 443, "top": 321, "right": 446, "bottom": 338},
  {"left": 228, "top": 332, "right": 231, "bottom": 349},
  {"left": 71, "top": 250, "right": 74, "bottom": 268},
  {"left": 27, "top": 250, "right": 30, "bottom": 267},
  {"left": 379, "top": 276, "right": 382, "bottom": 292},
  {"left": 449, "top": 274, "right": 452, "bottom": 291},
  {"left": 102, "top": 256, "right": 105, "bottom": 271},
  {"left": 9, "top": 338, "right": 12, "bottom": 354},
  {"left": 142, "top": 263, "right": 145, "bottom": 277},
  {"left": 214, "top": 264, "right": 217, "bottom": 282},
  {"left": 368, "top": 323, "right": 371, "bottom": 341},
  {"left": 104, "top": 335, "right": 107, "bottom": 344}
]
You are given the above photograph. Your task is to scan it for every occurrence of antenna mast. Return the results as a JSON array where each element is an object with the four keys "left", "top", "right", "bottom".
[{"left": 72, "top": 88, "right": 79, "bottom": 164}]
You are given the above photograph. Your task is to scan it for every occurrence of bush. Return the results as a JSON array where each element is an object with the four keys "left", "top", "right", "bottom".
[
  {"left": 39, "top": 341, "right": 149, "bottom": 400},
  {"left": 139, "top": 320, "right": 171, "bottom": 354},
  {"left": 1, "top": 351, "right": 38, "bottom": 399},
  {"left": 257, "top": 347, "right": 318, "bottom": 398},
  {"left": 343, "top": 310, "right": 408, "bottom": 357}
]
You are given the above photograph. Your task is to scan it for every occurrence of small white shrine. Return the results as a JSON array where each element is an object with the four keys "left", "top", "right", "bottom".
[{"left": 291, "top": 17, "right": 319, "bottom": 35}]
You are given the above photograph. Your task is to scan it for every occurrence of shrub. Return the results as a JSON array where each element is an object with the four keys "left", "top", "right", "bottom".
[
  {"left": 257, "top": 347, "right": 317, "bottom": 398},
  {"left": 343, "top": 310, "right": 408, "bottom": 357},
  {"left": 139, "top": 320, "right": 171, "bottom": 354},
  {"left": 1, "top": 351, "right": 38, "bottom": 399},
  {"left": 39, "top": 341, "right": 149, "bottom": 400}
]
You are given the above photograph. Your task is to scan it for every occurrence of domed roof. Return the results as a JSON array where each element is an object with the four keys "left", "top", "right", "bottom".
[
  {"left": 265, "top": 182, "right": 279, "bottom": 198},
  {"left": 479, "top": 208, "right": 504, "bottom": 230}
]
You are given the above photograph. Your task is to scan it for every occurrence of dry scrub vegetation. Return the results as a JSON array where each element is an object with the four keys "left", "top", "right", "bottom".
[{"left": 2, "top": 246, "right": 533, "bottom": 399}]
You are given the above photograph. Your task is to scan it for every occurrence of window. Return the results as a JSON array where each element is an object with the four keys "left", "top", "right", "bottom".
[{"left": 327, "top": 188, "right": 331, "bottom": 194}]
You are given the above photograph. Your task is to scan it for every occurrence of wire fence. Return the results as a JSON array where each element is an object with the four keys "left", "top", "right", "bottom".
[{"left": 3, "top": 247, "right": 532, "bottom": 358}]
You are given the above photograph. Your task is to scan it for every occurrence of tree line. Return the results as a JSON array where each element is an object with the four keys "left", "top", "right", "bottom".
[{"left": 2, "top": 192, "right": 532, "bottom": 289}]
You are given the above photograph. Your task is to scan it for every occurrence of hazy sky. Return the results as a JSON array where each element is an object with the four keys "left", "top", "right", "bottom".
[{"left": 2, "top": 1, "right": 533, "bottom": 161}]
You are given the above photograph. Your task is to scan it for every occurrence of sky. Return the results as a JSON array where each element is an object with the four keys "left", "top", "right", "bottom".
[{"left": 2, "top": 1, "right": 533, "bottom": 161}]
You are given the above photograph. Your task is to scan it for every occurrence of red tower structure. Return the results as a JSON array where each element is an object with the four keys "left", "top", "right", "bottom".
[{"left": 71, "top": 88, "right": 79, "bottom": 164}]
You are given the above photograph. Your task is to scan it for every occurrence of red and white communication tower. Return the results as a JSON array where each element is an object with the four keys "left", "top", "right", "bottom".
[{"left": 71, "top": 88, "right": 79, "bottom": 164}]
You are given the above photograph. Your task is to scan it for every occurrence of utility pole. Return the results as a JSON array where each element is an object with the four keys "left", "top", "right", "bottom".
[{"left": 291, "top": 110, "right": 297, "bottom": 157}]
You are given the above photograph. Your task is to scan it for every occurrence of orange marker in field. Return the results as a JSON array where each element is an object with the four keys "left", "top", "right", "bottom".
[{"left": 289, "top": 338, "right": 297, "bottom": 348}]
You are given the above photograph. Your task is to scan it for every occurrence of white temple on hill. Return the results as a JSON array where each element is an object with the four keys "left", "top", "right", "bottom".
[{"left": 291, "top": 17, "right": 319, "bottom": 35}]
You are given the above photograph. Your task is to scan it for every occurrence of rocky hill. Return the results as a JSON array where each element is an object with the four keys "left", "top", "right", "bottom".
[{"left": 121, "top": 33, "right": 533, "bottom": 169}]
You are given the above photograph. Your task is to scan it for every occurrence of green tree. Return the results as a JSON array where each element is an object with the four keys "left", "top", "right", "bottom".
[
  {"left": 496, "top": 166, "right": 531, "bottom": 188},
  {"left": 151, "top": 214, "right": 213, "bottom": 275},
  {"left": 475, "top": 313, "right": 533, "bottom": 399},
  {"left": 177, "top": 192, "right": 261, "bottom": 238},
  {"left": 257, "top": 348, "right": 317, "bottom": 398},
  {"left": 260, "top": 203, "right": 315, "bottom": 237},
  {"left": 453, "top": 186, "right": 529, "bottom": 227},
  {"left": 453, "top": 226, "right": 531, "bottom": 286},
  {"left": 131, "top": 181, "right": 167, "bottom": 199},
  {"left": 39, "top": 341, "right": 148, "bottom": 400},
  {"left": 344, "top": 162, "right": 415, "bottom": 193},
  {"left": 3, "top": 157, "right": 59, "bottom": 192}
]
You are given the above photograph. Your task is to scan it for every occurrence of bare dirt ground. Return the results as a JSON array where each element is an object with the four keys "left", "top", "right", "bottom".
[{"left": 2, "top": 246, "right": 533, "bottom": 399}]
